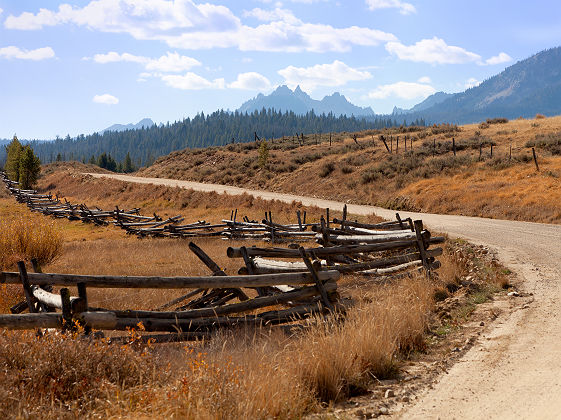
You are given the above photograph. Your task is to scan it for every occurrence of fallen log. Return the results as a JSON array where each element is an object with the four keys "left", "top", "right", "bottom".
[{"left": 110, "top": 282, "right": 336, "bottom": 320}]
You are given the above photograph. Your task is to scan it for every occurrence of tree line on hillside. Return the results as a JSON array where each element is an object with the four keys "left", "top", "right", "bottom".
[
  {"left": 27, "top": 109, "right": 424, "bottom": 168},
  {"left": 4, "top": 136, "right": 41, "bottom": 189}
]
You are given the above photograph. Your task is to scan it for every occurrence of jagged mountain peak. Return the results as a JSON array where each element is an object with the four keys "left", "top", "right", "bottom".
[{"left": 238, "top": 86, "right": 374, "bottom": 117}]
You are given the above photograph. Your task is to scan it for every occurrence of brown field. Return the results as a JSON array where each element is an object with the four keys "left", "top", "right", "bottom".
[
  {"left": 0, "top": 168, "right": 511, "bottom": 419},
  {"left": 137, "top": 115, "right": 561, "bottom": 224}
]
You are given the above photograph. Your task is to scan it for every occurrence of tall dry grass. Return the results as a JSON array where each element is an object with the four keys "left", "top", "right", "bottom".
[
  {"left": 0, "top": 329, "right": 166, "bottom": 418},
  {"left": 0, "top": 215, "right": 63, "bottom": 271}
]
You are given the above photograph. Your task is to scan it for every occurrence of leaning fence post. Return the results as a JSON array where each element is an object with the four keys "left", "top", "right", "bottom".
[
  {"left": 532, "top": 147, "right": 539, "bottom": 171},
  {"left": 298, "top": 247, "right": 334, "bottom": 311},
  {"left": 17, "top": 261, "right": 37, "bottom": 313}
]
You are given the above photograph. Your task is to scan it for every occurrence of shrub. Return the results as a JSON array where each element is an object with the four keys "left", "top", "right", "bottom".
[
  {"left": 479, "top": 122, "right": 490, "bottom": 129},
  {"left": 319, "top": 162, "right": 335, "bottom": 178},
  {"left": 486, "top": 117, "right": 508, "bottom": 124},
  {"left": 535, "top": 113, "right": 546, "bottom": 119},
  {"left": 341, "top": 165, "right": 353, "bottom": 174}
]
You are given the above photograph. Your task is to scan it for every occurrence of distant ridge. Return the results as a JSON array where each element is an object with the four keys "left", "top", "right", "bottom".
[
  {"left": 406, "top": 47, "right": 561, "bottom": 123},
  {"left": 101, "top": 118, "right": 154, "bottom": 133},
  {"left": 238, "top": 85, "right": 375, "bottom": 117},
  {"left": 392, "top": 92, "right": 454, "bottom": 115}
]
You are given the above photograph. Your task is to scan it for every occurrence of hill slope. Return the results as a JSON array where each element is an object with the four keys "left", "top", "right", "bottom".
[{"left": 412, "top": 47, "right": 561, "bottom": 123}]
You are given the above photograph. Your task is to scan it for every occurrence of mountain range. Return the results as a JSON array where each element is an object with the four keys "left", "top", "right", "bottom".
[
  {"left": 101, "top": 118, "right": 154, "bottom": 133},
  {"left": 398, "top": 47, "right": 561, "bottom": 123},
  {"left": 238, "top": 85, "right": 375, "bottom": 117}
]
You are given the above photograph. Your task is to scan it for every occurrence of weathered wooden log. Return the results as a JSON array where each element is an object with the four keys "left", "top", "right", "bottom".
[
  {"left": 331, "top": 218, "right": 406, "bottom": 230},
  {"left": 113, "top": 304, "right": 329, "bottom": 332},
  {"left": 0, "top": 270, "right": 341, "bottom": 288},
  {"left": 239, "top": 257, "right": 325, "bottom": 274},
  {"left": 227, "top": 237, "right": 445, "bottom": 259},
  {"left": 111, "top": 283, "right": 335, "bottom": 320},
  {"left": 328, "top": 248, "right": 442, "bottom": 273},
  {"left": 317, "top": 232, "right": 416, "bottom": 244},
  {"left": 0, "top": 312, "right": 117, "bottom": 330}
]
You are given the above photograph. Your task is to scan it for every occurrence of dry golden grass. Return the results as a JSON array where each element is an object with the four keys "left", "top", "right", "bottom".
[{"left": 0, "top": 214, "right": 63, "bottom": 271}]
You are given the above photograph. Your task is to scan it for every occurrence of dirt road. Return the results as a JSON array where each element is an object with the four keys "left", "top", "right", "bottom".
[{"left": 88, "top": 173, "right": 561, "bottom": 419}]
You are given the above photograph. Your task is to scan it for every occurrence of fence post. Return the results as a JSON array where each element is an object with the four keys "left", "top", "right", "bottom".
[
  {"left": 17, "top": 261, "right": 37, "bottom": 313},
  {"left": 452, "top": 138, "right": 456, "bottom": 156},
  {"left": 413, "top": 220, "right": 430, "bottom": 274},
  {"left": 532, "top": 147, "right": 539, "bottom": 171},
  {"left": 298, "top": 247, "right": 334, "bottom": 312}
]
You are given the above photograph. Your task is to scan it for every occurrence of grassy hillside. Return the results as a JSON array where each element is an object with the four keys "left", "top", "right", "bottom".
[{"left": 137, "top": 115, "right": 561, "bottom": 223}]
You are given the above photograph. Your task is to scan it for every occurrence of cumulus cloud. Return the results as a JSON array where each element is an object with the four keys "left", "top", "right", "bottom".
[
  {"left": 160, "top": 72, "right": 225, "bottom": 90},
  {"left": 278, "top": 60, "right": 372, "bottom": 91},
  {"left": 93, "top": 94, "right": 119, "bottom": 104},
  {"left": 464, "top": 77, "right": 481, "bottom": 89},
  {"left": 228, "top": 72, "right": 271, "bottom": 90},
  {"left": 386, "top": 37, "right": 481, "bottom": 64},
  {"left": 0, "top": 45, "right": 55, "bottom": 60},
  {"left": 6, "top": 1, "right": 396, "bottom": 53},
  {"left": 368, "top": 81, "right": 435, "bottom": 100},
  {"left": 417, "top": 76, "right": 431, "bottom": 84},
  {"left": 243, "top": 7, "right": 300, "bottom": 24},
  {"left": 90, "top": 51, "right": 201, "bottom": 73},
  {"left": 483, "top": 52, "right": 512, "bottom": 66},
  {"left": 366, "top": 0, "right": 416, "bottom": 15}
]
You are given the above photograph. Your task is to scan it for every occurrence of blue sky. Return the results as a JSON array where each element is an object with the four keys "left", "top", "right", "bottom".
[{"left": 0, "top": 0, "right": 560, "bottom": 139}]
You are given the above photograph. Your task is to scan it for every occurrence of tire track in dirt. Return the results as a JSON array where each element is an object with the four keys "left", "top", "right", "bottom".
[{"left": 87, "top": 173, "right": 561, "bottom": 419}]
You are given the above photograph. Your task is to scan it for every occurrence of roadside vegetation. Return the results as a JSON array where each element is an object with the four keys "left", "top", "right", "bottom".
[{"left": 0, "top": 173, "right": 514, "bottom": 419}]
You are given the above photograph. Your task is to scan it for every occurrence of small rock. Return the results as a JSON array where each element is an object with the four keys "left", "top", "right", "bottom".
[
  {"left": 507, "top": 291, "right": 520, "bottom": 297},
  {"left": 401, "top": 396, "right": 410, "bottom": 403},
  {"left": 480, "top": 321, "right": 485, "bottom": 326},
  {"left": 452, "top": 347, "right": 461, "bottom": 352},
  {"left": 379, "top": 407, "right": 389, "bottom": 415},
  {"left": 522, "top": 304, "right": 530, "bottom": 309},
  {"left": 384, "top": 389, "right": 395, "bottom": 398}
]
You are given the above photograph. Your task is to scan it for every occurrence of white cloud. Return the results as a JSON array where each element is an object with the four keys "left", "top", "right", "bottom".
[
  {"left": 93, "top": 94, "right": 119, "bottom": 105},
  {"left": 365, "top": 0, "right": 416, "bottom": 15},
  {"left": 92, "top": 51, "right": 147, "bottom": 64},
  {"left": 417, "top": 76, "right": 431, "bottom": 84},
  {"left": 145, "top": 52, "right": 201, "bottom": 72},
  {"left": 0, "top": 8, "right": 3, "bottom": 15},
  {"left": 160, "top": 72, "right": 225, "bottom": 90},
  {"left": 483, "top": 52, "right": 512, "bottom": 66},
  {"left": 228, "top": 72, "right": 271, "bottom": 90},
  {"left": 6, "top": 1, "right": 396, "bottom": 53},
  {"left": 0, "top": 45, "right": 55, "bottom": 60},
  {"left": 464, "top": 77, "right": 481, "bottom": 89},
  {"left": 243, "top": 7, "right": 299, "bottom": 24},
  {"left": 368, "top": 81, "right": 435, "bottom": 100},
  {"left": 386, "top": 37, "right": 481, "bottom": 64},
  {"left": 278, "top": 60, "right": 372, "bottom": 91},
  {"left": 91, "top": 51, "right": 201, "bottom": 72}
]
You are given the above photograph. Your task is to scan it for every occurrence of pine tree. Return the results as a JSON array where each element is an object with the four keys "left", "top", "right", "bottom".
[
  {"left": 123, "top": 152, "right": 134, "bottom": 173},
  {"left": 4, "top": 135, "right": 23, "bottom": 181},
  {"left": 18, "top": 146, "right": 41, "bottom": 189}
]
